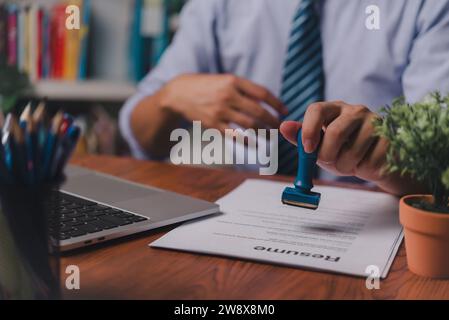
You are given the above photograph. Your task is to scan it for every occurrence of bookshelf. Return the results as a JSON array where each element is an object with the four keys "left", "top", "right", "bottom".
[
  {"left": 30, "top": 80, "right": 137, "bottom": 102},
  {"left": 2, "top": 0, "right": 186, "bottom": 100},
  {"left": 1, "top": 0, "right": 186, "bottom": 156}
]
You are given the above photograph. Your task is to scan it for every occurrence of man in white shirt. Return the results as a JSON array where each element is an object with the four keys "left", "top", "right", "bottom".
[{"left": 120, "top": 0, "right": 449, "bottom": 196}]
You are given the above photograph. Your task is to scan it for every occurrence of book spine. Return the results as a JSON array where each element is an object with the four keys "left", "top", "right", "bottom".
[
  {"left": 42, "top": 10, "right": 51, "bottom": 79},
  {"left": 64, "top": 0, "right": 82, "bottom": 80},
  {"left": 130, "top": 0, "right": 143, "bottom": 81},
  {"left": 28, "top": 5, "right": 38, "bottom": 82},
  {"left": 50, "top": 5, "right": 66, "bottom": 79},
  {"left": 17, "top": 5, "right": 25, "bottom": 71},
  {"left": 78, "top": 0, "right": 90, "bottom": 80},
  {"left": 37, "top": 8, "right": 43, "bottom": 79},
  {"left": 0, "top": 5, "right": 8, "bottom": 64},
  {"left": 7, "top": 4, "right": 17, "bottom": 66},
  {"left": 150, "top": 0, "right": 169, "bottom": 67},
  {"left": 23, "top": 6, "right": 30, "bottom": 75}
]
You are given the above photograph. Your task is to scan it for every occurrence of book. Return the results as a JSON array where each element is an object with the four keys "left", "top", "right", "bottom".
[
  {"left": 64, "top": 0, "right": 81, "bottom": 80},
  {"left": 0, "top": 5, "right": 8, "bottom": 64},
  {"left": 23, "top": 6, "right": 30, "bottom": 75},
  {"left": 6, "top": 4, "right": 17, "bottom": 67},
  {"left": 37, "top": 8, "right": 44, "bottom": 79},
  {"left": 50, "top": 4, "right": 66, "bottom": 79},
  {"left": 17, "top": 4, "right": 25, "bottom": 71},
  {"left": 42, "top": 10, "right": 51, "bottom": 79},
  {"left": 130, "top": 0, "right": 144, "bottom": 82},
  {"left": 28, "top": 4, "right": 38, "bottom": 81},
  {"left": 78, "top": 0, "right": 91, "bottom": 80},
  {"left": 148, "top": 0, "right": 169, "bottom": 67}
]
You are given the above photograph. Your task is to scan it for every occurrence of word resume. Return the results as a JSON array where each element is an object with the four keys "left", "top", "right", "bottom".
[{"left": 151, "top": 180, "right": 403, "bottom": 278}]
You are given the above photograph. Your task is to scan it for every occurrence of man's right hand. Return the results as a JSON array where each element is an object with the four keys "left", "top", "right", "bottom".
[{"left": 157, "top": 74, "right": 288, "bottom": 132}]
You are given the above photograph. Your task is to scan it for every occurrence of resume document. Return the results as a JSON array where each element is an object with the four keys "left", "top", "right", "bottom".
[{"left": 151, "top": 180, "right": 403, "bottom": 278}]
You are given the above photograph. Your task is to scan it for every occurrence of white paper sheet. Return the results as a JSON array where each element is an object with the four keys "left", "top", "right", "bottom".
[{"left": 151, "top": 179, "right": 403, "bottom": 278}]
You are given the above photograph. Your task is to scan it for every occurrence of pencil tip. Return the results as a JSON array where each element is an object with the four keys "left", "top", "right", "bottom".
[
  {"left": 33, "top": 101, "right": 46, "bottom": 122},
  {"left": 20, "top": 103, "right": 32, "bottom": 121},
  {"left": 11, "top": 116, "right": 24, "bottom": 143}
]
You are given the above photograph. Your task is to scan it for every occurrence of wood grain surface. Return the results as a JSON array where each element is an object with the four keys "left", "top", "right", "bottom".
[{"left": 60, "top": 155, "right": 449, "bottom": 300}]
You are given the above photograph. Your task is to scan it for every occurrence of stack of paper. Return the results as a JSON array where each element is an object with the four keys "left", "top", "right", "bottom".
[{"left": 151, "top": 180, "right": 403, "bottom": 278}]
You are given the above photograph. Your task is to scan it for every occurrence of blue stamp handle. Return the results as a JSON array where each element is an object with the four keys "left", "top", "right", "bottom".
[{"left": 294, "top": 128, "right": 320, "bottom": 191}]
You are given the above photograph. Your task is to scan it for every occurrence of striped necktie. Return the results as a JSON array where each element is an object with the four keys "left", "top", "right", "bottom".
[{"left": 277, "top": 0, "right": 324, "bottom": 175}]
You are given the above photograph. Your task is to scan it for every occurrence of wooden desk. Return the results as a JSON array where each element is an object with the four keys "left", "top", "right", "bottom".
[{"left": 62, "top": 155, "right": 449, "bottom": 300}]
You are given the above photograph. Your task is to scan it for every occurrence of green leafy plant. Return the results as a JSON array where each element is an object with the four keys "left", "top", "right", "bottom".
[
  {"left": 0, "top": 63, "right": 31, "bottom": 113},
  {"left": 374, "top": 92, "right": 449, "bottom": 213}
]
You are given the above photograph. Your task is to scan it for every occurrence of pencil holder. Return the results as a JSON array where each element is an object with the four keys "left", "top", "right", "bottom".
[{"left": 0, "top": 180, "right": 63, "bottom": 300}]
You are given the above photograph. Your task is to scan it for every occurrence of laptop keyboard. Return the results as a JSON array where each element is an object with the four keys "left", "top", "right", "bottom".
[{"left": 49, "top": 192, "right": 149, "bottom": 241}]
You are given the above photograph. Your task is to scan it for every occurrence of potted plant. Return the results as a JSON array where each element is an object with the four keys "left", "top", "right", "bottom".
[
  {"left": 0, "top": 62, "right": 30, "bottom": 113},
  {"left": 374, "top": 92, "right": 449, "bottom": 278}
]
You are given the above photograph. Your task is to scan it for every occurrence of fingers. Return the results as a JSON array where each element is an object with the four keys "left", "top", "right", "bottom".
[
  {"left": 301, "top": 102, "right": 343, "bottom": 152},
  {"left": 335, "top": 113, "right": 378, "bottom": 175},
  {"left": 224, "top": 108, "right": 258, "bottom": 130},
  {"left": 215, "top": 122, "right": 230, "bottom": 134},
  {"left": 206, "top": 121, "right": 229, "bottom": 135},
  {"left": 318, "top": 114, "right": 363, "bottom": 166},
  {"left": 201, "top": 111, "right": 229, "bottom": 134},
  {"left": 279, "top": 121, "right": 302, "bottom": 145},
  {"left": 299, "top": 101, "right": 386, "bottom": 182},
  {"left": 231, "top": 94, "right": 280, "bottom": 128},
  {"left": 355, "top": 137, "right": 389, "bottom": 182},
  {"left": 235, "top": 77, "right": 288, "bottom": 115}
]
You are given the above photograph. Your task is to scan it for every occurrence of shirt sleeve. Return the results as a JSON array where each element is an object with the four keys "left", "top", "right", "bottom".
[
  {"left": 119, "top": 0, "right": 220, "bottom": 159},
  {"left": 402, "top": 0, "right": 449, "bottom": 102}
]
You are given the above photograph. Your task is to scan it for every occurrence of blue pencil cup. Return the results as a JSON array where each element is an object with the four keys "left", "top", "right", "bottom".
[{"left": 0, "top": 183, "right": 62, "bottom": 300}]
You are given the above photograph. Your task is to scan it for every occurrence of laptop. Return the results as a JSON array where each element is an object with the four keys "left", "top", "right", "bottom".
[{"left": 50, "top": 165, "right": 219, "bottom": 251}]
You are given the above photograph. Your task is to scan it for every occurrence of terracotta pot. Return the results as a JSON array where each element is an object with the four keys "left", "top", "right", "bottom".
[{"left": 399, "top": 195, "right": 449, "bottom": 278}]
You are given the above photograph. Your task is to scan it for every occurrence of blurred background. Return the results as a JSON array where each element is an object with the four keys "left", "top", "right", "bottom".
[{"left": 0, "top": 0, "right": 187, "bottom": 157}]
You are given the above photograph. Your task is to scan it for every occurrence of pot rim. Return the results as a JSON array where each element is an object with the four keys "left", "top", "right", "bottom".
[
  {"left": 400, "top": 194, "right": 449, "bottom": 218},
  {"left": 400, "top": 194, "right": 449, "bottom": 237}
]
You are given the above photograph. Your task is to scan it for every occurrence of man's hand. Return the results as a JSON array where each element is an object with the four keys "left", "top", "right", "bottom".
[
  {"left": 279, "top": 101, "right": 427, "bottom": 196},
  {"left": 280, "top": 101, "right": 388, "bottom": 182},
  {"left": 159, "top": 74, "right": 288, "bottom": 132}
]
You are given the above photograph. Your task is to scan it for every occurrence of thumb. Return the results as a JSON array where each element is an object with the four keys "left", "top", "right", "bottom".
[{"left": 279, "top": 121, "right": 302, "bottom": 146}]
